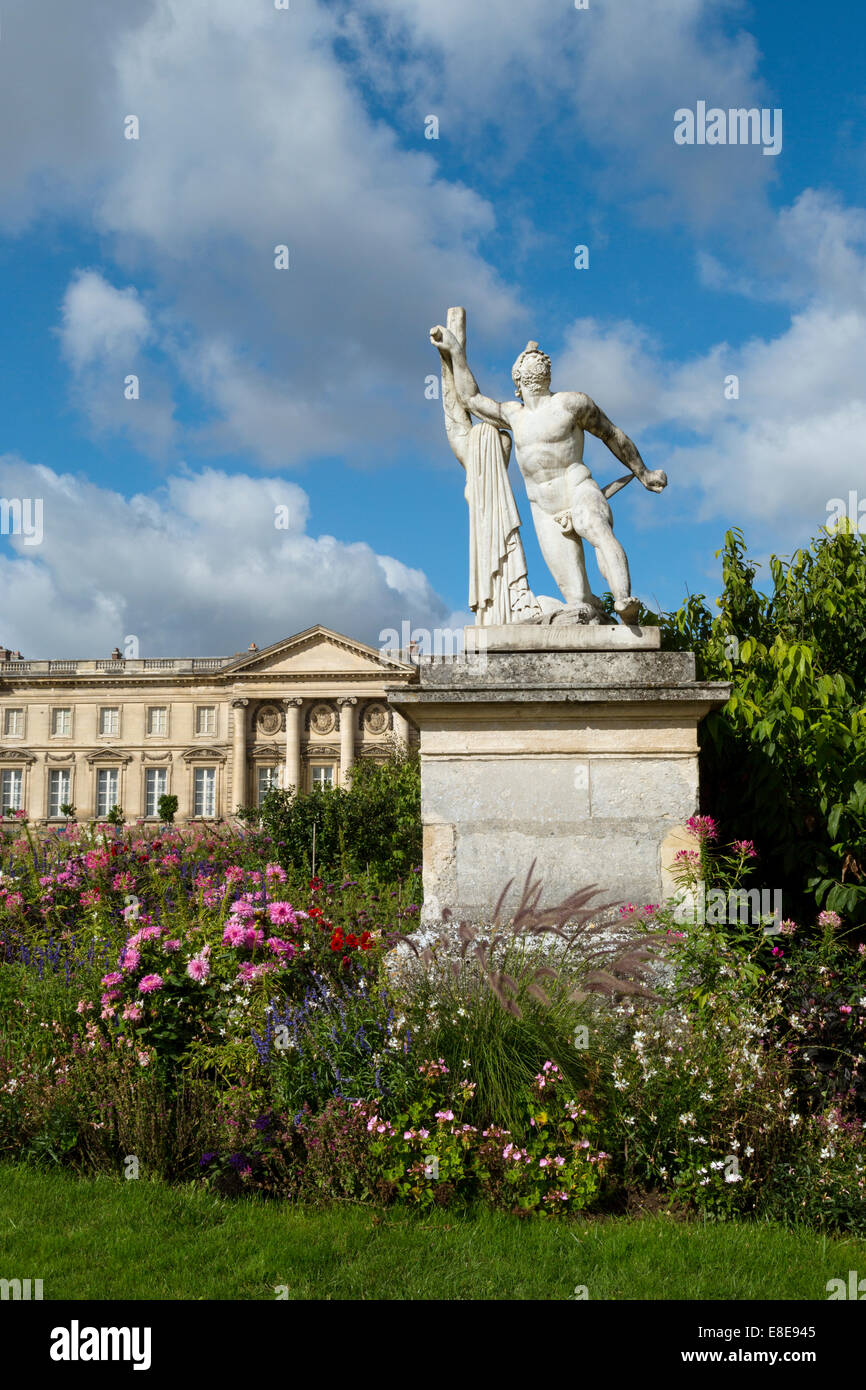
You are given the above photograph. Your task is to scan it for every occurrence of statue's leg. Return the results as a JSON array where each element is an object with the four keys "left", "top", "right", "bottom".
[
  {"left": 571, "top": 480, "right": 639, "bottom": 619},
  {"left": 529, "top": 501, "right": 593, "bottom": 604}
]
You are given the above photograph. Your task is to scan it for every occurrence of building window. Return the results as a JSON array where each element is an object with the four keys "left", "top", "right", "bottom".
[
  {"left": 147, "top": 706, "right": 167, "bottom": 736},
  {"left": 193, "top": 766, "right": 216, "bottom": 817},
  {"left": 99, "top": 707, "right": 120, "bottom": 736},
  {"left": 48, "top": 769, "right": 71, "bottom": 818},
  {"left": 96, "top": 768, "right": 120, "bottom": 817},
  {"left": 310, "top": 764, "right": 335, "bottom": 790},
  {"left": 257, "top": 765, "right": 279, "bottom": 805},
  {"left": 1, "top": 769, "right": 23, "bottom": 813},
  {"left": 196, "top": 706, "right": 216, "bottom": 735},
  {"left": 145, "top": 767, "right": 168, "bottom": 817},
  {"left": 52, "top": 708, "right": 72, "bottom": 736},
  {"left": 3, "top": 708, "right": 24, "bottom": 737}
]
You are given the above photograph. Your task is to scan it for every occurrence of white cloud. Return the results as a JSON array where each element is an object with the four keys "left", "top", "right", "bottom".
[
  {"left": 552, "top": 191, "right": 866, "bottom": 541},
  {"left": 0, "top": 457, "right": 450, "bottom": 656},
  {"left": 342, "top": 0, "right": 780, "bottom": 228},
  {"left": 59, "top": 271, "right": 152, "bottom": 371},
  {"left": 57, "top": 271, "right": 177, "bottom": 452},
  {"left": 1, "top": 0, "right": 791, "bottom": 471}
]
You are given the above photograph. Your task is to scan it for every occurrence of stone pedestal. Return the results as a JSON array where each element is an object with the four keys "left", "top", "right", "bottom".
[{"left": 387, "top": 626, "right": 730, "bottom": 924}]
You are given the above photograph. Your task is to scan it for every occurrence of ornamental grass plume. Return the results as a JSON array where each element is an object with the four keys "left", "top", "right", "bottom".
[{"left": 392, "top": 861, "right": 664, "bottom": 1020}]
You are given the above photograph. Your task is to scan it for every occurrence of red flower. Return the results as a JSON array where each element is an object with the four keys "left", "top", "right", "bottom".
[
  {"left": 346, "top": 934, "right": 359, "bottom": 949},
  {"left": 310, "top": 877, "right": 323, "bottom": 893},
  {"left": 330, "top": 931, "right": 344, "bottom": 952}
]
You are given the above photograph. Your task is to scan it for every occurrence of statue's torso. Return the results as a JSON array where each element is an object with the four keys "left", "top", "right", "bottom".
[{"left": 511, "top": 394, "right": 591, "bottom": 508}]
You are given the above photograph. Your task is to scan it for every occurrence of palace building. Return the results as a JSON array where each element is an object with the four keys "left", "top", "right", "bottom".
[{"left": 0, "top": 626, "right": 417, "bottom": 824}]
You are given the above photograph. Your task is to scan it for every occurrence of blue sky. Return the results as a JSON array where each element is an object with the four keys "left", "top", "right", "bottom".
[{"left": 1, "top": 0, "right": 864, "bottom": 656}]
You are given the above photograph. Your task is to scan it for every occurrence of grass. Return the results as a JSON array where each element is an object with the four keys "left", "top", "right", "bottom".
[{"left": 2, "top": 1163, "right": 864, "bottom": 1300}]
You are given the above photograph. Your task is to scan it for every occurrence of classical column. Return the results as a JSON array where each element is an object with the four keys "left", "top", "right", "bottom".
[
  {"left": 392, "top": 709, "right": 410, "bottom": 752},
  {"left": 337, "top": 697, "right": 357, "bottom": 786},
  {"left": 230, "top": 698, "right": 249, "bottom": 812},
  {"left": 282, "top": 698, "right": 303, "bottom": 794},
  {"left": 27, "top": 754, "right": 45, "bottom": 822}
]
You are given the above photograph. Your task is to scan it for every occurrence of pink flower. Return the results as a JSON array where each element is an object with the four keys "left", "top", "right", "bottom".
[
  {"left": 222, "top": 922, "right": 246, "bottom": 947},
  {"left": 840, "top": 1005, "right": 852, "bottom": 1015},
  {"left": 265, "top": 863, "right": 287, "bottom": 882},
  {"left": 267, "top": 901, "right": 297, "bottom": 928},
  {"left": 538, "top": 1157, "right": 551, "bottom": 1167},
  {"left": 686, "top": 814, "right": 719, "bottom": 843},
  {"left": 120, "top": 947, "right": 141, "bottom": 971},
  {"left": 731, "top": 839, "right": 757, "bottom": 857},
  {"left": 122, "top": 1004, "right": 143, "bottom": 1022},
  {"left": 101, "top": 972, "right": 123, "bottom": 987},
  {"left": 779, "top": 920, "right": 797, "bottom": 936},
  {"left": 434, "top": 1109, "right": 454, "bottom": 1122},
  {"left": 186, "top": 956, "right": 210, "bottom": 982},
  {"left": 138, "top": 973, "right": 163, "bottom": 993},
  {"left": 163, "top": 938, "right": 181, "bottom": 953},
  {"left": 242, "top": 927, "right": 264, "bottom": 949},
  {"left": 818, "top": 910, "right": 842, "bottom": 930},
  {"left": 266, "top": 937, "right": 295, "bottom": 959}
]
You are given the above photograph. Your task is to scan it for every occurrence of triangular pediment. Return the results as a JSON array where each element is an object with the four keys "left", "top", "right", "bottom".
[{"left": 221, "top": 626, "right": 414, "bottom": 678}]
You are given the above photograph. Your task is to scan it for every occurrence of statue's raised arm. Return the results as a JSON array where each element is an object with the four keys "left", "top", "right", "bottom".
[{"left": 430, "top": 323, "right": 512, "bottom": 429}]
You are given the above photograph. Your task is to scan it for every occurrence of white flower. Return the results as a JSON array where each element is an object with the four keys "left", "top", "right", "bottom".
[{"left": 725, "top": 1172, "right": 743, "bottom": 1183}]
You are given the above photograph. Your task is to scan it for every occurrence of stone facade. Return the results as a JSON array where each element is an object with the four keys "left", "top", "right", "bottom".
[{"left": 0, "top": 626, "right": 416, "bottom": 824}]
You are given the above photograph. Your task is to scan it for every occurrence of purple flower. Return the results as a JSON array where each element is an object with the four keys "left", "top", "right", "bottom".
[{"left": 138, "top": 973, "right": 163, "bottom": 993}]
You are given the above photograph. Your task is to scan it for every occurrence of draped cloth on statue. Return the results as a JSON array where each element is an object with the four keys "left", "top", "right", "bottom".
[{"left": 464, "top": 422, "right": 532, "bottom": 625}]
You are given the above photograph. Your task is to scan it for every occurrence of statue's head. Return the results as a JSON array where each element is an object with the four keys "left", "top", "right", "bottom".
[{"left": 511, "top": 341, "right": 552, "bottom": 399}]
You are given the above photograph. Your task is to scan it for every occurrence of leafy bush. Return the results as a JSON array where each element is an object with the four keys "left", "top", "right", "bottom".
[
  {"left": 258, "top": 752, "right": 421, "bottom": 881},
  {"left": 661, "top": 526, "right": 866, "bottom": 923}
]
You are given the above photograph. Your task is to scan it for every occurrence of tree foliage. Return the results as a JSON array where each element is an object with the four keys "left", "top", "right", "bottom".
[{"left": 660, "top": 525, "right": 866, "bottom": 924}]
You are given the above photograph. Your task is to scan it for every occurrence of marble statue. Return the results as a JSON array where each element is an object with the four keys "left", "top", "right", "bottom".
[{"left": 431, "top": 308, "right": 667, "bottom": 625}]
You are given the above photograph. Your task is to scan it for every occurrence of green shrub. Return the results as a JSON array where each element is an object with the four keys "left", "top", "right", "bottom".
[
  {"left": 258, "top": 752, "right": 421, "bottom": 881},
  {"left": 662, "top": 526, "right": 866, "bottom": 924}
]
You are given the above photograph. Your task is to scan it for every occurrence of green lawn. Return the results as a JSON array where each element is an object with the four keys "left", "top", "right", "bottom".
[{"left": 1, "top": 1164, "right": 862, "bottom": 1300}]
